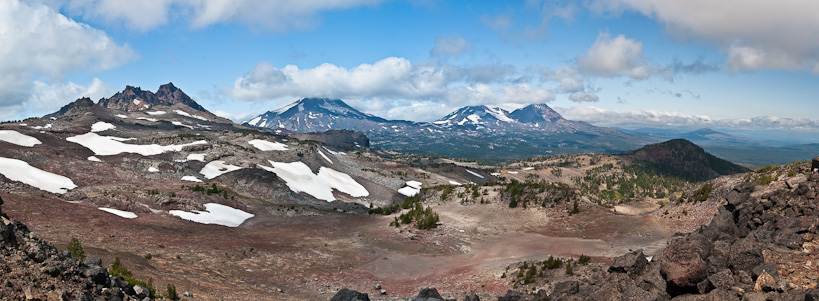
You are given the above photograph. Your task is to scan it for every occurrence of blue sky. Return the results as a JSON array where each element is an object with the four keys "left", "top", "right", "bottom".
[{"left": 2, "top": 0, "right": 819, "bottom": 138}]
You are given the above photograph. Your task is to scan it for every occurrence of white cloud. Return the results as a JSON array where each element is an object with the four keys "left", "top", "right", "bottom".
[
  {"left": 28, "top": 78, "right": 113, "bottom": 112},
  {"left": 0, "top": 0, "right": 133, "bottom": 118},
  {"left": 577, "top": 32, "right": 658, "bottom": 79},
  {"left": 557, "top": 106, "right": 819, "bottom": 132},
  {"left": 46, "top": 0, "right": 385, "bottom": 31},
  {"left": 568, "top": 92, "right": 599, "bottom": 102},
  {"left": 212, "top": 110, "right": 255, "bottom": 122},
  {"left": 501, "top": 83, "right": 554, "bottom": 103},
  {"left": 590, "top": 0, "right": 819, "bottom": 73},
  {"left": 431, "top": 35, "right": 473, "bottom": 57}
]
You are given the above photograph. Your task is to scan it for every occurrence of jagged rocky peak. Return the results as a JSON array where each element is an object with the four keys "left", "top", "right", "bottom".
[
  {"left": 509, "top": 103, "right": 563, "bottom": 123},
  {"left": 155, "top": 82, "right": 206, "bottom": 112},
  {"left": 98, "top": 83, "right": 205, "bottom": 112},
  {"left": 45, "top": 97, "right": 96, "bottom": 118}
]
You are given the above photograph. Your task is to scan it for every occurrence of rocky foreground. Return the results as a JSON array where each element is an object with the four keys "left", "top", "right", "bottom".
[
  {"left": 334, "top": 160, "right": 819, "bottom": 300},
  {"left": 0, "top": 199, "right": 157, "bottom": 301}
]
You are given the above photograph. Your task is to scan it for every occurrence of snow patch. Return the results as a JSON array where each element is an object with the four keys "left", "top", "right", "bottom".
[
  {"left": 99, "top": 208, "right": 137, "bottom": 219},
  {"left": 146, "top": 111, "right": 166, "bottom": 115},
  {"left": 181, "top": 176, "right": 202, "bottom": 182},
  {"left": 174, "top": 110, "right": 208, "bottom": 121},
  {"left": 322, "top": 146, "right": 346, "bottom": 156},
  {"left": 248, "top": 139, "right": 288, "bottom": 151},
  {"left": 507, "top": 171, "right": 519, "bottom": 174},
  {"left": 0, "top": 157, "right": 77, "bottom": 194},
  {"left": 171, "top": 121, "right": 195, "bottom": 129},
  {"left": 318, "top": 149, "right": 333, "bottom": 164},
  {"left": 465, "top": 169, "right": 485, "bottom": 179},
  {"left": 136, "top": 117, "right": 158, "bottom": 122},
  {"left": 90, "top": 121, "right": 116, "bottom": 132},
  {"left": 169, "top": 203, "right": 254, "bottom": 227},
  {"left": 522, "top": 167, "right": 535, "bottom": 171},
  {"left": 247, "top": 116, "right": 262, "bottom": 126},
  {"left": 0, "top": 130, "right": 41, "bottom": 147},
  {"left": 406, "top": 180, "right": 422, "bottom": 189},
  {"left": 31, "top": 124, "right": 52, "bottom": 130},
  {"left": 148, "top": 167, "right": 159, "bottom": 172},
  {"left": 115, "top": 114, "right": 128, "bottom": 118},
  {"left": 258, "top": 160, "right": 368, "bottom": 202},
  {"left": 200, "top": 160, "right": 242, "bottom": 179},
  {"left": 67, "top": 132, "right": 206, "bottom": 156},
  {"left": 186, "top": 154, "right": 206, "bottom": 162},
  {"left": 133, "top": 99, "right": 141, "bottom": 105},
  {"left": 87, "top": 156, "right": 102, "bottom": 162},
  {"left": 398, "top": 186, "right": 420, "bottom": 197},
  {"left": 449, "top": 181, "right": 462, "bottom": 186}
]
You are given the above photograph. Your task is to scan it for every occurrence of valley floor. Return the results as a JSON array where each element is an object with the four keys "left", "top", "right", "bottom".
[{"left": 2, "top": 190, "right": 717, "bottom": 300}]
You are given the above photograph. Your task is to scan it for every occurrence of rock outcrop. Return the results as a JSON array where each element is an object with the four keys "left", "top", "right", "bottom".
[{"left": 0, "top": 212, "right": 145, "bottom": 300}]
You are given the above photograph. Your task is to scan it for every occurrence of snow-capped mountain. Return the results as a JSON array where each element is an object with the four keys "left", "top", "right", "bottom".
[
  {"left": 244, "top": 98, "right": 657, "bottom": 160},
  {"left": 432, "top": 105, "right": 516, "bottom": 129},
  {"left": 244, "top": 98, "right": 418, "bottom": 133}
]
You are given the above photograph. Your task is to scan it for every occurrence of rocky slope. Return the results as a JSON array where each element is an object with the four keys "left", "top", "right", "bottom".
[
  {"left": 0, "top": 202, "right": 152, "bottom": 300},
  {"left": 332, "top": 158, "right": 819, "bottom": 300}
]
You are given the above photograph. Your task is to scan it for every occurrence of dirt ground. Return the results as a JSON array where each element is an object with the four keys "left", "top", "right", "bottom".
[{"left": 1, "top": 187, "right": 717, "bottom": 300}]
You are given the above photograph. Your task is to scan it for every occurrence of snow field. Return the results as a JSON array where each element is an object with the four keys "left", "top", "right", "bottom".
[
  {"left": 465, "top": 169, "right": 485, "bottom": 179},
  {"left": 258, "top": 160, "right": 368, "bottom": 202},
  {"left": 0, "top": 130, "right": 41, "bottom": 147},
  {"left": 200, "top": 160, "right": 242, "bottom": 179},
  {"left": 248, "top": 139, "right": 288, "bottom": 151},
  {"left": 98, "top": 208, "right": 137, "bottom": 219},
  {"left": 90, "top": 121, "right": 116, "bottom": 132},
  {"left": 67, "top": 132, "right": 206, "bottom": 156},
  {"left": 181, "top": 176, "right": 202, "bottom": 182},
  {"left": 0, "top": 157, "right": 77, "bottom": 194},
  {"left": 169, "top": 203, "right": 254, "bottom": 227},
  {"left": 318, "top": 149, "right": 333, "bottom": 164}
]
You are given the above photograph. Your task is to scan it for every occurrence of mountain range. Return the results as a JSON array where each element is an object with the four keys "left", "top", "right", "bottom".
[{"left": 244, "top": 98, "right": 655, "bottom": 161}]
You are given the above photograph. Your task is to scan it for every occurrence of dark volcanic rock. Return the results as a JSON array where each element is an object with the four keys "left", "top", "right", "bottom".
[
  {"left": 608, "top": 249, "right": 649, "bottom": 276},
  {"left": 330, "top": 288, "right": 370, "bottom": 301},
  {"left": 413, "top": 287, "right": 445, "bottom": 301},
  {"left": 661, "top": 233, "right": 711, "bottom": 295}
]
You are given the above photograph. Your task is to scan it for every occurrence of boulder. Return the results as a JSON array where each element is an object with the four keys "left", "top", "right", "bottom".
[
  {"left": 552, "top": 280, "right": 579, "bottom": 297},
  {"left": 729, "top": 236, "right": 763, "bottom": 274},
  {"left": 812, "top": 156, "right": 819, "bottom": 171},
  {"left": 83, "top": 266, "right": 109, "bottom": 285},
  {"left": 463, "top": 293, "right": 480, "bottom": 301},
  {"left": 608, "top": 250, "right": 648, "bottom": 276},
  {"left": 133, "top": 285, "right": 149, "bottom": 299},
  {"left": 83, "top": 258, "right": 102, "bottom": 267},
  {"left": 413, "top": 287, "right": 444, "bottom": 301},
  {"left": 25, "top": 244, "right": 46, "bottom": 263},
  {"left": 661, "top": 233, "right": 711, "bottom": 295},
  {"left": 706, "top": 269, "right": 734, "bottom": 290},
  {"left": 753, "top": 271, "right": 777, "bottom": 293},
  {"left": 330, "top": 289, "right": 370, "bottom": 301}
]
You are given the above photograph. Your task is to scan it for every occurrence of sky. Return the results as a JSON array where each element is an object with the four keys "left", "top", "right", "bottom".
[{"left": 2, "top": 0, "right": 819, "bottom": 138}]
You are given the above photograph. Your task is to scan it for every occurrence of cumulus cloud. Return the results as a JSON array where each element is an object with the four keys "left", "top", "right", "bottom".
[
  {"left": 568, "top": 92, "right": 599, "bottom": 102},
  {"left": 556, "top": 106, "right": 819, "bottom": 132},
  {"left": 28, "top": 78, "right": 113, "bottom": 112},
  {"left": 45, "top": 0, "right": 385, "bottom": 31},
  {"left": 0, "top": 0, "right": 134, "bottom": 117},
  {"left": 431, "top": 35, "right": 473, "bottom": 57},
  {"left": 589, "top": 0, "right": 819, "bottom": 73},
  {"left": 577, "top": 32, "right": 661, "bottom": 79},
  {"left": 227, "top": 58, "right": 556, "bottom": 121}
]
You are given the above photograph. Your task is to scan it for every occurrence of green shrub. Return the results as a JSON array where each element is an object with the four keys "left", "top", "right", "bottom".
[
  {"left": 144, "top": 253, "right": 152, "bottom": 260},
  {"left": 66, "top": 237, "right": 86, "bottom": 261},
  {"left": 578, "top": 254, "right": 591, "bottom": 265},
  {"left": 165, "top": 284, "right": 179, "bottom": 300},
  {"left": 542, "top": 256, "right": 562, "bottom": 270},
  {"left": 565, "top": 262, "right": 573, "bottom": 275},
  {"left": 110, "top": 257, "right": 156, "bottom": 298}
]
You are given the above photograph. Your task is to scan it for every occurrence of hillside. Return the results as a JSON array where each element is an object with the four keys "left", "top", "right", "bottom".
[{"left": 622, "top": 139, "right": 751, "bottom": 182}]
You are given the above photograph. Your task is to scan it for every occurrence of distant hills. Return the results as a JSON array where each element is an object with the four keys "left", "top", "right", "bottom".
[
  {"left": 621, "top": 139, "right": 751, "bottom": 182},
  {"left": 621, "top": 127, "right": 819, "bottom": 167},
  {"left": 244, "top": 98, "right": 655, "bottom": 161}
]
